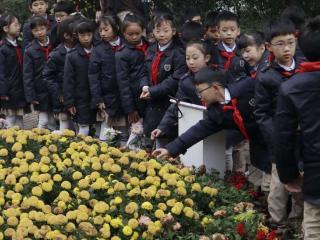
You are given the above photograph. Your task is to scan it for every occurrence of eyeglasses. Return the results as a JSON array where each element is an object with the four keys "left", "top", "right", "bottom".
[
  {"left": 197, "top": 85, "right": 212, "bottom": 96},
  {"left": 270, "top": 39, "right": 296, "bottom": 49}
]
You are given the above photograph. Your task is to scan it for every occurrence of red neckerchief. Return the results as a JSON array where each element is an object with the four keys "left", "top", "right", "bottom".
[
  {"left": 111, "top": 45, "right": 121, "bottom": 52},
  {"left": 85, "top": 52, "right": 91, "bottom": 59},
  {"left": 151, "top": 50, "right": 165, "bottom": 86},
  {"left": 280, "top": 69, "right": 297, "bottom": 77},
  {"left": 39, "top": 44, "right": 53, "bottom": 61},
  {"left": 296, "top": 61, "right": 320, "bottom": 73},
  {"left": 223, "top": 98, "right": 249, "bottom": 140},
  {"left": 14, "top": 45, "right": 23, "bottom": 68},
  {"left": 250, "top": 71, "right": 257, "bottom": 79},
  {"left": 220, "top": 50, "right": 236, "bottom": 70},
  {"left": 135, "top": 42, "right": 148, "bottom": 58},
  {"left": 268, "top": 53, "right": 275, "bottom": 63}
]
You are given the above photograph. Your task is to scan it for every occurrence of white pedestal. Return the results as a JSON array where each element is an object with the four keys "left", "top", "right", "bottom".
[{"left": 172, "top": 100, "right": 226, "bottom": 177}]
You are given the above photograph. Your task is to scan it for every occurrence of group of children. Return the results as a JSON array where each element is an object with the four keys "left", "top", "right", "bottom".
[{"left": 1, "top": 0, "right": 320, "bottom": 238}]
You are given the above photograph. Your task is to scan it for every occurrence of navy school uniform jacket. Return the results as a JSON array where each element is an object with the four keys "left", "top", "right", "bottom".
[
  {"left": 157, "top": 72, "right": 202, "bottom": 138},
  {"left": 63, "top": 44, "right": 96, "bottom": 125},
  {"left": 142, "top": 42, "right": 187, "bottom": 135},
  {"left": 211, "top": 42, "right": 247, "bottom": 83},
  {"left": 115, "top": 40, "right": 149, "bottom": 116},
  {"left": 23, "top": 39, "right": 53, "bottom": 111},
  {"left": 0, "top": 39, "right": 28, "bottom": 109},
  {"left": 165, "top": 77, "right": 271, "bottom": 173},
  {"left": 22, "top": 14, "right": 56, "bottom": 49},
  {"left": 254, "top": 58, "right": 303, "bottom": 156},
  {"left": 43, "top": 43, "right": 68, "bottom": 113},
  {"left": 88, "top": 40, "right": 123, "bottom": 117},
  {"left": 274, "top": 63, "right": 320, "bottom": 203}
]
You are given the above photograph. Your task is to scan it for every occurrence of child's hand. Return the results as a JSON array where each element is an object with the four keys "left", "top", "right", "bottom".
[
  {"left": 97, "top": 102, "right": 106, "bottom": 111},
  {"left": 151, "top": 129, "right": 162, "bottom": 139},
  {"left": 152, "top": 148, "right": 169, "bottom": 159},
  {"left": 0, "top": 96, "right": 9, "bottom": 101},
  {"left": 32, "top": 100, "right": 39, "bottom": 105},
  {"left": 68, "top": 106, "right": 77, "bottom": 116},
  {"left": 58, "top": 95, "right": 64, "bottom": 103},
  {"left": 140, "top": 86, "right": 151, "bottom": 100},
  {"left": 128, "top": 111, "right": 140, "bottom": 124}
]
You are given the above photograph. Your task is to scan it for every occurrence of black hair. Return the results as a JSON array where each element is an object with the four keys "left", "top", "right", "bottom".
[
  {"left": 152, "top": 12, "right": 175, "bottom": 29},
  {"left": 74, "top": 19, "right": 95, "bottom": 34},
  {"left": 216, "top": 10, "right": 239, "bottom": 27},
  {"left": 29, "top": 16, "right": 47, "bottom": 30},
  {"left": 204, "top": 11, "right": 219, "bottom": 29},
  {"left": 98, "top": 11, "right": 120, "bottom": 36},
  {"left": 183, "top": 7, "right": 201, "bottom": 22},
  {"left": 194, "top": 67, "right": 226, "bottom": 87},
  {"left": 57, "top": 16, "right": 75, "bottom": 41},
  {"left": 54, "top": 0, "right": 75, "bottom": 14},
  {"left": 181, "top": 21, "right": 204, "bottom": 44},
  {"left": 0, "top": 14, "right": 18, "bottom": 39},
  {"left": 186, "top": 40, "right": 211, "bottom": 56},
  {"left": 121, "top": 13, "right": 145, "bottom": 33},
  {"left": 28, "top": 0, "right": 48, "bottom": 7},
  {"left": 281, "top": 5, "right": 306, "bottom": 31},
  {"left": 264, "top": 18, "right": 296, "bottom": 42},
  {"left": 237, "top": 31, "right": 265, "bottom": 49},
  {"left": 299, "top": 16, "right": 320, "bottom": 61}
]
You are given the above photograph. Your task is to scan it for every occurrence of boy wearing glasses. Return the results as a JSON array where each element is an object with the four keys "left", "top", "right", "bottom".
[
  {"left": 254, "top": 18, "right": 303, "bottom": 229},
  {"left": 153, "top": 67, "right": 270, "bottom": 177}
]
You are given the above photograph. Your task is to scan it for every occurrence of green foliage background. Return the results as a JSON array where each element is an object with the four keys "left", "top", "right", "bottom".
[{"left": 0, "top": 0, "right": 318, "bottom": 30}]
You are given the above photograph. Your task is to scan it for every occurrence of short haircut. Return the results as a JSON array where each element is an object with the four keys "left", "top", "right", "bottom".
[
  {"left": 204, "top": 11, "right": 219, "bottom": 29},
  {"left": 74, "top": 19, "right": 95, "bottom": 34},
  {"left": 30, "top": 16, "right": 47, "bottom": 30},
  {"left": 183, "top": 7, "right": 201, "bottom": 22},
  {"left": 216, "top": 10, "right": 239, "bottom": 27},
  {"left": 98, "top": 11, "right": 120, "bottom": 36},
  {"left": 121, "top": 13, "right": 145, "bottom": 33},
  {"left": 181, "top": 21, "right": 204, "bottom": 43},
  {"left": 264, "top": 18, "right": 296, "bottom": 42},
  {"left": 57, "top": 16, "right": 75, "bottom": 41},
  {"left": 237, "top": 31, "right": 265, "bottom": 49},
  {"left": 281, "top": 5, "right": 306, "bottom": 31},
  {"left": 194, "top": 67, "right": 226, "bottom": 87},
  {"left": 28, "top": 0, "right": 48, "bottom": 6},
  {"left": 298, "top": 16, "right": 320, "bottom": 61},
  {"left": 54, "top": 0, "right": 75, "bottom": 14}
]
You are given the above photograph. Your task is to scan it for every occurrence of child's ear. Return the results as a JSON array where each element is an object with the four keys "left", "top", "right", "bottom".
[
  {"left": 172, "top": 28, "right": 177, "bottom": 36},
  {"left": 3, "top": 26, "right": 9, "bottom": 33},
  {"left": 265, "top": 42, "right": 272, "bottom": 52},
  {"left": 237, "top": 27, "right": 241, "bottom": 37},
  {"left": 260, "top": 44, "right": 266, "bottom": 52},
  {"left": 205, "top": 54, "right": 211, "bottom": 63}
]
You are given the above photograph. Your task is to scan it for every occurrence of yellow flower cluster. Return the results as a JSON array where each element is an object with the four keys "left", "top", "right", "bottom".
[{"left": 0, "top": 128, "right": 220, "bottom": 239}]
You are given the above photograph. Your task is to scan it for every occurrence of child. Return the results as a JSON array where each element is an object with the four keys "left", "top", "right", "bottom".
[
  {"left": 50, "top": 0, "right": 76, "bottom": 47},
  {"left": 140, "top": 13, "right": 187, "bottom": 142},
  {"left": 152, "top": 67, "right": 268, "bottom": 172},
  {"left": 254, "top": 18, "right": 303, "bottom": 227},
  {"left": 63, "top": 20, "right": 97, "bottom": 136},
  {"left": 23, "top": 16, "right": 55, "bottom": 129},
  {"left": 211, "top": 10, "right": 245, "bottom": 81},
  {"left": 22, "top": 0, "right": 56, "bottom": 48},
  {"left": 203, "top": 10, "right": 220, "bottom": 45},
  {"left": 115, "top": 13, "right": 148, "bottom": 132},
  {"left": 89, "top": 13, "right": 126, "bottom": 143},
  {"left": 0, "top": 14, "right": 29, "bottom": 128},
  {"left": 43, "top": 17, "right": 76, "bottom": 131},
  {"left": 151, "top": 40, "right": 210, "bottom": 140},
  {"left": 274, "top": 16, "right": 320, "bottom": 239},
  {"left": 237, "top": 31, "right": 271, "bottom": 186}
]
